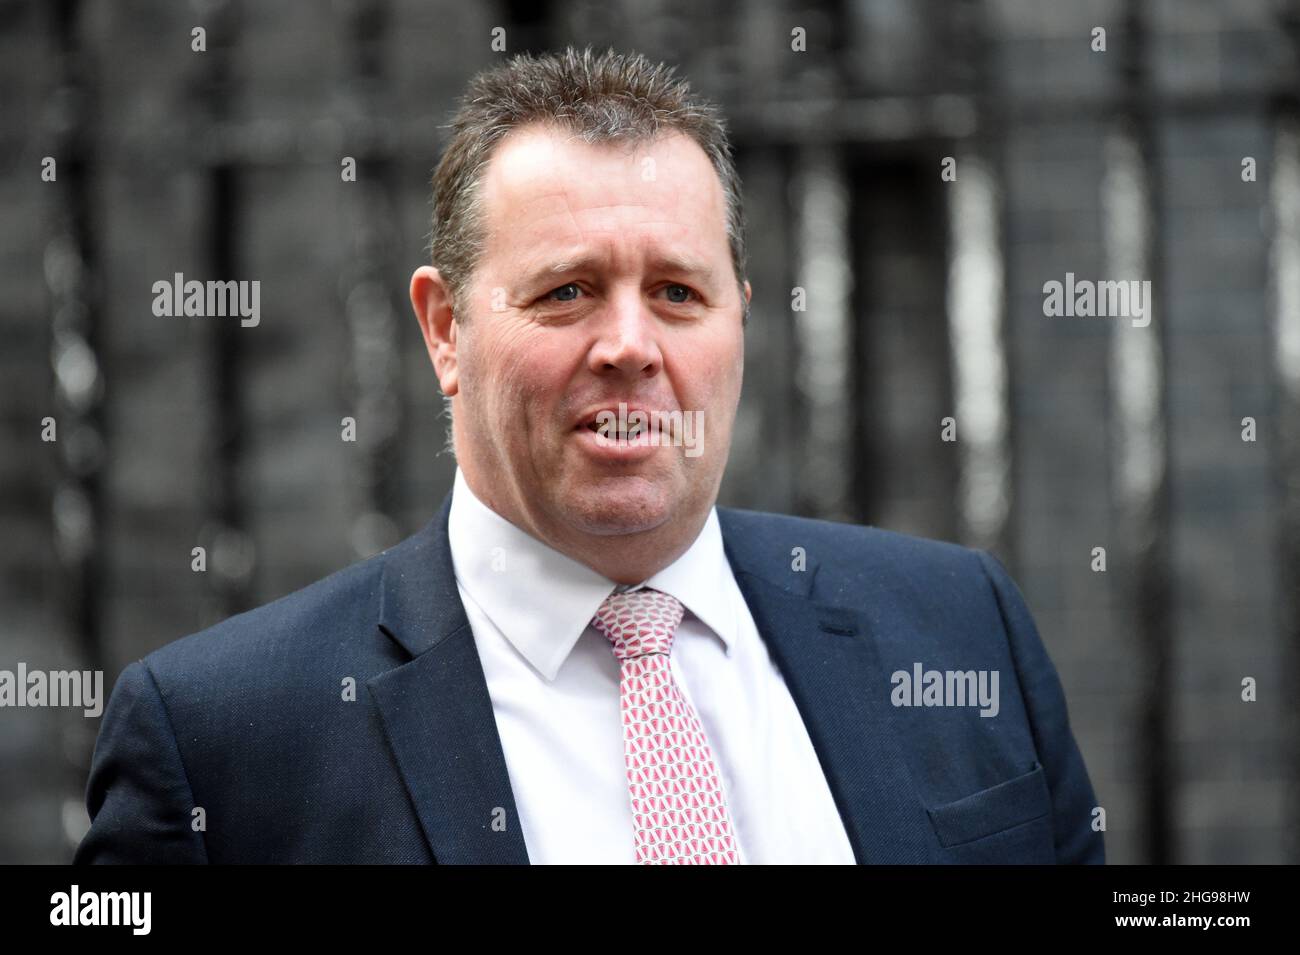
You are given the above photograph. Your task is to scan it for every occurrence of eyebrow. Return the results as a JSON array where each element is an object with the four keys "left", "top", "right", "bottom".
[{"left": 517, "top": 252, "right": 718, "bottom": 291}]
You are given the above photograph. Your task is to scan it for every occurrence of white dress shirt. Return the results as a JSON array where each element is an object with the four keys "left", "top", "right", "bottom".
[{"left": 446, "top": 466, "right": 857, "bottom": 864}]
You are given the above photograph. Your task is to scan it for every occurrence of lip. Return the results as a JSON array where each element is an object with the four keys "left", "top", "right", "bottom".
[
  {"left": 570, "top": 410, "right": 663, "bottom": 463},
  {"left": 571, "top": 404, "right": 661, "bottom": 432}
]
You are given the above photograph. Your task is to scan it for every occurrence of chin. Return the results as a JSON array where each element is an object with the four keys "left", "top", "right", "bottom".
[{"left": 560, "top": 475, "right": 677, "bottom": 536}]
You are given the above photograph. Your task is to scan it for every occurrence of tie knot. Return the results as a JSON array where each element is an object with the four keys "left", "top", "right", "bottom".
[{"left": 590, "top": 587, "right": 685, "bottom": 661}]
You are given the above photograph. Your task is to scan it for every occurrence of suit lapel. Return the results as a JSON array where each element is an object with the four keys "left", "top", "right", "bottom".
[
  {"left": 717, "top": 507, "right": 930, "bottom": 863},
  {"left": 368, "top": 490, "right": 530, "bottom": 864}
]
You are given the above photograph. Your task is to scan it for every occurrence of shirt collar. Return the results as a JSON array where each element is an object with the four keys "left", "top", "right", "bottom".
[{"left": 446, "top": 467, "right": 737, "bottom": 682}]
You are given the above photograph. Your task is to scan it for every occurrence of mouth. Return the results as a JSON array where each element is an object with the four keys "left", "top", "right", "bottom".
[
  {"left": 570, "top": 406, "right": 663, "bottom": 460},
  {"left": 572, "top": 405, "right": 660, "bottom": 438},
  {"left": 576, "top": 420, "right": 646, "bottom": 439}
]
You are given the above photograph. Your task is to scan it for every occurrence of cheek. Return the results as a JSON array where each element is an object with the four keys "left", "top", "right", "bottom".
[
  {"left": 472, "top": 326, "right": 574, "bottom": 423},
  {"left": 683, "top": 330, "right": 743, "bottom": 408}
]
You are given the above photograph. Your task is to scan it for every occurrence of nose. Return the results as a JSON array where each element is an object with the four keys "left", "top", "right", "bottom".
[{"left": 586, "top": 291, "right": 663, "bottom": 380}]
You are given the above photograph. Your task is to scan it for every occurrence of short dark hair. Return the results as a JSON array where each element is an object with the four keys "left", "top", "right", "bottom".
[{"left": 427, "top": 45, "right": 749, "bottom": 324}]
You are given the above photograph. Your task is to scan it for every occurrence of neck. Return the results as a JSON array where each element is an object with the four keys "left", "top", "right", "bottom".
[
  {"left": 457, "top": 467, "right": 710, "bottom": 585},
  {"left": 548, "top": 513, "right": 707, "bottom": 584}
]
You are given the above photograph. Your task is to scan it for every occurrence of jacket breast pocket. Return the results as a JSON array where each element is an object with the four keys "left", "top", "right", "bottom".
[{"left": 926, "top": 762, "right": 1055, "bottom": 863}]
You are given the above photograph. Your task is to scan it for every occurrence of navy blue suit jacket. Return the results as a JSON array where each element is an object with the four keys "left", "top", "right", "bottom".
[{"left": 75, "top": 490, "right": 1105, "bottom": 864}]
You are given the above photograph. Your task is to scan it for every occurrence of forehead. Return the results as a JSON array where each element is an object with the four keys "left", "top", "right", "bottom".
[{"left": 475, "top": 124, "right": 729, "bottom": 266}]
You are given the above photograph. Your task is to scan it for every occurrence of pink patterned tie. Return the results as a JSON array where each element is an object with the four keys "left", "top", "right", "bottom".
[{"left": 590, "top": 586, "right": 741, "bottom": 864}]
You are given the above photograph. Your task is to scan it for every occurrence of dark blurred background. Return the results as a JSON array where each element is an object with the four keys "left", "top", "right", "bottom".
[{"left": 2, "top": 0, "right": 1298, "bottom": 864}]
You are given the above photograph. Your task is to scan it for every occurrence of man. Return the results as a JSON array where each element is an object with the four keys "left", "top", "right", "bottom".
[{"left": 77, "top": 47, "right": 1103, "bottom": 864}]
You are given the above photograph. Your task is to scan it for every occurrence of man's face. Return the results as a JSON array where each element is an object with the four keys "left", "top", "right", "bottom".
[{"left": 443, "top": 124, "right": 748, "bottom": 546}]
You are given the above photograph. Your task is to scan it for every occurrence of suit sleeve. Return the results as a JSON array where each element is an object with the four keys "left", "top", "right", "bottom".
[
  {"left": 74, "top": 660, "right": 210, "bottom": 864},
  {"left": 976, "top": 550, "right": 1105, "bottom": 864}
]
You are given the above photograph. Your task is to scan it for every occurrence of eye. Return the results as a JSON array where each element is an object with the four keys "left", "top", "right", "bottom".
[
  {"left": 544, "top": 283, "right": 582, "bottom": 303},
  {"left": 661, "top": 284, "right": 697, "bottom": 304}
]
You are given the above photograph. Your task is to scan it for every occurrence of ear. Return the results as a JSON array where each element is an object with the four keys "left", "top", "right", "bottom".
[
  {"left": 743, "top": 280, "right": 752, "bottom": 306},
  {"left": 409, "top": 265, "right": 459, "bottom": 397}
]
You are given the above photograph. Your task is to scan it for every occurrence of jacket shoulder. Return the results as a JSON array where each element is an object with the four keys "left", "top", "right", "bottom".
[
  {"left": 716, "top": 505, "right": 983, "bottom": 594},
  {"left": 140, "top": 532, "right": 408, "bottom": 685}
]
